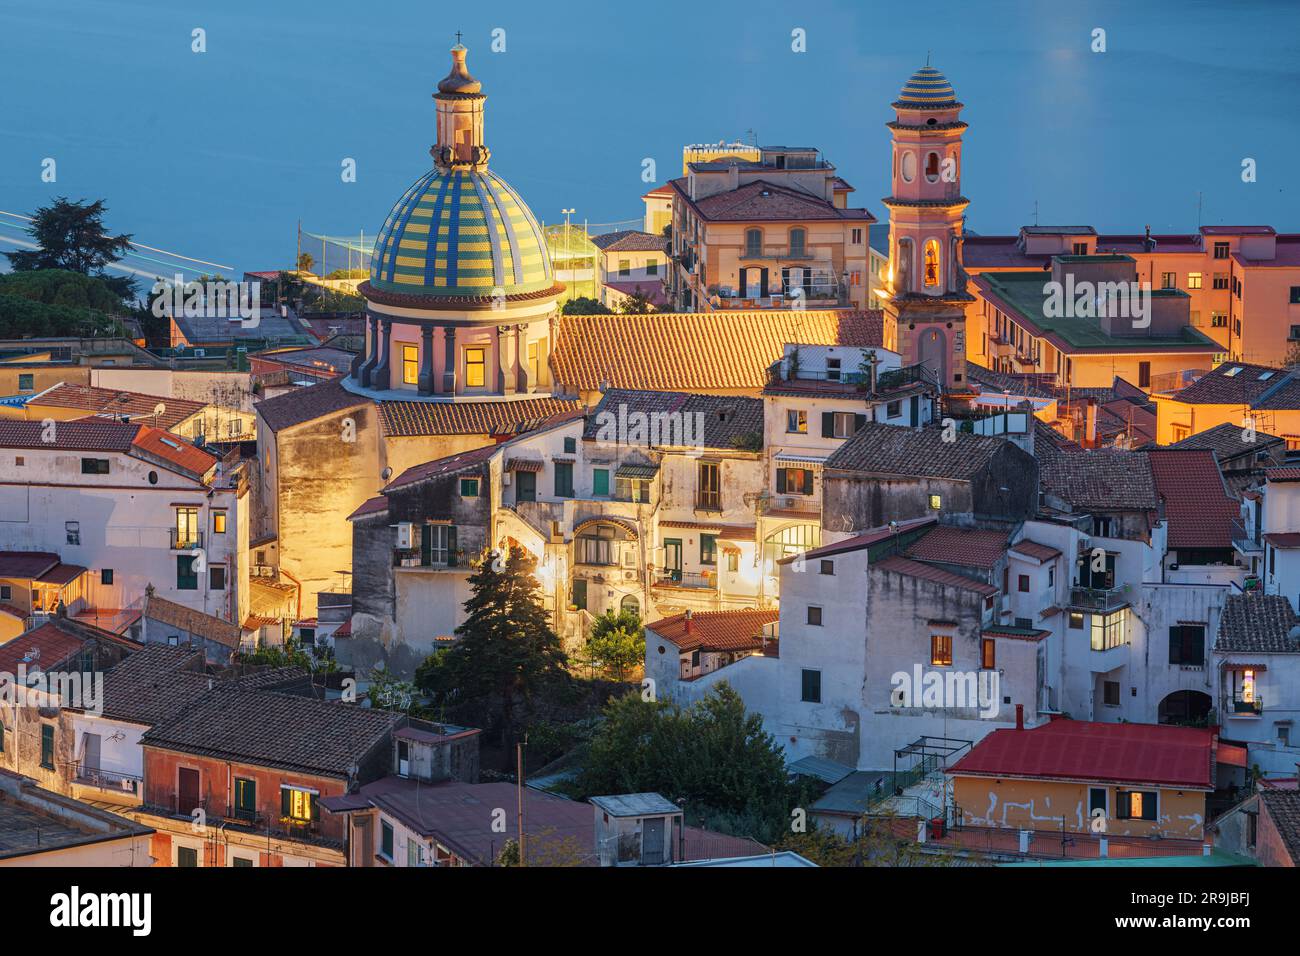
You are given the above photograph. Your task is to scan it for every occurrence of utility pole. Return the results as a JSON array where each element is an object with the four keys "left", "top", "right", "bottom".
[{"left": 516, "top": 738, "right": 527, "bottom": 866}]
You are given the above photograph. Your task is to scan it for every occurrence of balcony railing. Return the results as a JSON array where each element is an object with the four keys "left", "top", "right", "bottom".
[
  {"left": 1069, "top": 585, "right": 1129, "bottom": 612},
  {"left": 1231, "top": 694, "right": 1263, "bottom": 716},
  {"left": 695, "top": 493, "right": 722, "bottom": 512},
  {"left": 740, "top": 245, "right": 828, "bottom": 261},
  {"left": 653, "top": 569, "right": 717, "bottom": 590},
  {"left": 758, "top": 494, "right": 821, "bottom": 516},
  {"left": 170, "top": 529, "right": 204, "bottom": 550},
  {"left": 73, "top": 763, "right": 142, "bottom": 795}
]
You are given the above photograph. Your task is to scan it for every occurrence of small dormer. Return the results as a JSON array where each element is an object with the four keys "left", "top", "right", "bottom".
[{"left": 591, "top": 793, "right": 683, "bottom": 866}]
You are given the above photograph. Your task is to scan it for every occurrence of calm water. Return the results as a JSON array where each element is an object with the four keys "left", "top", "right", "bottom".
[{"left": 2, "top": 0, "right": 1298, "bottom": 280}]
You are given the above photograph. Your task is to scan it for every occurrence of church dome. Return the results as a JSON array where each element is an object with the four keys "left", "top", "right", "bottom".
[
  {"left": 897, "top": 65, "right": 957, "bottom": 107},
  {"left": 367, "top": 166, "right": 554, "bottom": 297}
]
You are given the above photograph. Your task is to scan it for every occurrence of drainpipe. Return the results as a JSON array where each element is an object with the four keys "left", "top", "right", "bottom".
[{"left": 1015, "top": 703, "right": 1024, "bottom": 730}]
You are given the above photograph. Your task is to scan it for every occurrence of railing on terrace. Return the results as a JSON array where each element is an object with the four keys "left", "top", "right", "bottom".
[
  {"left": 1069, "top": 585, "right": 1130, "bottom": 612},
  {"left": 653, "top": 569, "right": 716, "bottom": 590},
  {"left": 170, "top": 529, "right": 203, "bottom": 550},
  {"left": 1231, "top": 693, "right": 1263, "bottom": 715},
  {"left": 73, "top": 763, "right": 142, "bottom": 795}
]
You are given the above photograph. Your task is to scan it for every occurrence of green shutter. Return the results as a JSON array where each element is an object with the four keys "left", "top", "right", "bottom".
[
  {"left": 421, "top": 524, "right": 433, "bottom": 565},
  {"left": 280, "top": 787, "right": 291, "bottom": 817},
  {"left": 447, "top": 525, "right": 458, "bottom": 566},
  {"left": 803, "top": 470, "right": 814, "bottom": 495},
  {"left": 572, "top": 579, "right": 587, "bottom": 610},
  {"left": 776, "top": 469, "right": 787, "bottom": 494},
  {"left": 853, "top": 413, "right": 866, "bottom": 433},
  {"left": 592, "top": 468, "right": 609, "bottom": 497},
  {"left": 821, "top": 412, "right": 835, "bottom": 437}
]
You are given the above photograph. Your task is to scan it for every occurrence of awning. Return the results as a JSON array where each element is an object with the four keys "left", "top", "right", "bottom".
[
  {"left": 774, "top": 451, "right": 828, "bottom": 467},
  {"left": 506, "top": 458, "right": 544, "bottom": 473},
  {"left": 615, "top": 463, "right": 659, "bottom": 480},
  {"left": 1220, "top": 661, "right": 1267, "bottom": 671}
]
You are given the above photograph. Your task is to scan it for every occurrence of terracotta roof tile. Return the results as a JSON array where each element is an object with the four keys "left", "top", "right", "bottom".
[
  {"left": 646, "top": 608, "right": 779, "bottom": 654},
  {"left": 255, "top": 379, "right": 368, "bottom": 432},
  {"left": 591, "top": 230, "right": 666, "bottom": 253},
  {"left": 1172, "top": 363, "right": 1295, "bottom": 407},
  {"left": 348, "top": 495, "right": 389, "bottom": 520},
  {"left": 0, "top": 419, "right": 138, "bottom": 452},
  {"left": 1009, "top": 539, "right": 1062, "bottom": 562},
  {"left": 551, "top": 310, "right": 883, "bottom": 393},
  {"left": 825, "top": 421, "right": 1012, "bottom": 479},
  {"left": 1146, "top": 449, "right": 1239, "bottom": 549},
  {"left": 584, "top": 388, "right": 763, "bottom": 450},
  {"left": 143, "top": 594, "right": 241, "bottom": 648},
  {"left": 384, "top": 443, "right": 497, "bottom": 492},
  {"left": 1259, "top": 789, "right": 1300, "bottom": 865},
  {"left": 781, "top": 517, "right": 937, "bottom": 563},
  {"left": 0, "top": 551, "right": 61, "bottom": 579},
  {"left": 871, "top": 555, "right": 999, "bottom": 596},
  {"left": 672, "top": 178, "right": 875, "bottom": 223},
  {"left": 948, "top": 720, "right": 1215, "bottom": 789},
  {"left": 141, "top": 689, "right": 401, "bottom": 778},
  {"left": 1215, "top": 593, "right": 1300, "bottom": 654},
  {"left": 131, "top": 425, "right": 216, "bottom": 477},
  {"left": 97, "top": 644, "right": 211, "bottom": 725},
  {"left": 906, "top": 525, "right": 1009, "bottom": 570},
  {"left": 25, "top": 383, "right": 206, "bottom": 429},
  {"left": 1168, "top": 422, "right": 1285, "bottom": 462},
  {"left": 1039, "top": 449, "right": 1159, "bottom": 512},
  {"left": 377, "top": 397, "right": 580, "bottom": 438}
]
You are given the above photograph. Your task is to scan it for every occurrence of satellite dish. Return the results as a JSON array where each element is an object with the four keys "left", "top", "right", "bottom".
[
  {"left": 153, "top": 402, "right": 166, "bottom": 417},
  {"left": 381, "top": 466, "right": 392, "bottom": 481}
]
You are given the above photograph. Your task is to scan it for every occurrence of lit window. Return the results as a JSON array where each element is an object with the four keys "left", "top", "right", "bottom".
[
  {"left": 930, "top": 635, "right": 953, "bottom": 666},
  {"left": 928, "top": 494, "right": 942, "bottom": 510},
  {"left": 787, "top": 410, "right": 807, "bottom": 433},
  {"left": 1187, "top": 272, "right": 1203, "bottom": 290},
  {"left": 282, "top": 786, "right": 317, "bottom": 823},
  {"left": 402, "top": 344, "right": 418, "bottom": 385},
  {"left": 465, "top": 348, "right": 486, "bottom": 388},
  {"left": 212, "top": 511, "right": 227, "bottom": 534},
  {"left": 923, "top": 239, "right": 941, "bottom": 288}
]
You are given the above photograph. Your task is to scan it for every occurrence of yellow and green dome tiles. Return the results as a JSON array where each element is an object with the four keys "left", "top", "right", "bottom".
[
  {"left": 368, "top": 168, "right": 554, "bottom": 297},
  {"left": 897, "top": 66, "right": 957, "bottom": 107}
]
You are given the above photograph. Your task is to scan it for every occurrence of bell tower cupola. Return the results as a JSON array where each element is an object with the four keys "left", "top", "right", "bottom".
[{"left": 432, "top": 39, "right": 490, "bottom": 170}]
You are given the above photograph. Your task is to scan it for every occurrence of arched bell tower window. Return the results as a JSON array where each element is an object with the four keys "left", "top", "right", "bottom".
[
  {"left": 900, "top": 151, "right": 917, "bottom": 184},
  {"left": 923, "top": 239, "right": 941, "bottom": 289},
  {"left": 925, "top": 151, "right": 941, "bottom": 183}
]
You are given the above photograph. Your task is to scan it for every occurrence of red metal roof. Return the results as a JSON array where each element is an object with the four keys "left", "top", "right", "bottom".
[{"left": 947, "top": 720, "right": 1216, "bottom": 790}]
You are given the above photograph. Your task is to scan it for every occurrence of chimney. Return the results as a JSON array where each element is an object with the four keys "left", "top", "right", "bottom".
[
  {"left": 684, "top": 609, "right": 693, "bottom": 636},
  {"left": 1015, "top": 703, "right": 1024, "bottom": 730}
]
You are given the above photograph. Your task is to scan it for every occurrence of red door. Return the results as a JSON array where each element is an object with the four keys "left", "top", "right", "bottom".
[{"left": 177, "top": 767, "right": 200, "bottom": 815}]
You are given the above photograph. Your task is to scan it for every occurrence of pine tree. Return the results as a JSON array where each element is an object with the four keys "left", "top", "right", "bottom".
[{"left": 432, "top": 546, "right": 569, "bottom": 751}]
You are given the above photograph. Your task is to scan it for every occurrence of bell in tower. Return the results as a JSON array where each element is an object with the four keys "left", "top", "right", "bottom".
[{"left": 882, "top": 62, "right": 974, "bottom": 393}]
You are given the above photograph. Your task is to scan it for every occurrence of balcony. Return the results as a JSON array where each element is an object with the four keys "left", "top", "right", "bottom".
[
  {"left": 1229, "top": 694, "right": 1263, "bottom": 718},
  {"left": 653, "top": 569, "right": 717, "bottom": 590},
  {"left": 739, "top": 245, "right": 829, "bottom": 262},
  {"left": 758, "top": 494, "right": 821, "bottom": 517},
  {"left": 695, "top": 493, "right": 723, "bottom": 513},
  {"left": 170, "top": 529, "right": 204, "bottom": 550},
  {"left": 73, "top": 763, "right": 142, "bottom": 796},
  {"left": 1069, "top": 585, "right": 1130, "bottom": 613}
]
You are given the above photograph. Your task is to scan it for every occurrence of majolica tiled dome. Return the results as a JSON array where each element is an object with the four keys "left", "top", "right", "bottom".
[
  {"left": 368, "top": 166, "right": 554, "bottom": 297},
  {"left": 897, "top": 65, "right": 957, "bottom": 107}
]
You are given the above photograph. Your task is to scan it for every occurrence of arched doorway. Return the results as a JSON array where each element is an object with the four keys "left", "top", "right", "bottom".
[
  {"left": 1157, "top": 690, "right": 1212, "bottom": 726},
  {"left": 620, "top": 594, "right": 640, "bottom": 618},
  {"left": 917, "top": 327, "right": 948, "bottom": 386}
]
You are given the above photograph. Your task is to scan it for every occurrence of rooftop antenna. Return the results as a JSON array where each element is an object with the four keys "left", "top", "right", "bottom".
[
  {"left": 1033, "top": 200, "right": 1039, "bottom": 227},
  {"left": 1196, "top": 191, "right": 1203, "bottom": 229}
]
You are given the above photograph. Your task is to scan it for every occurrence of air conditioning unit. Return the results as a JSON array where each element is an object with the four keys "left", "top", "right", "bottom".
[
  {"left": 502, "top": 472, "right": 512, "bottom": 486},
  {"left": 395, "top": 522, "right": 415, "bottom": 550},
  {"left": 623, "top": 570, "right": 636, "bottom": 581}
]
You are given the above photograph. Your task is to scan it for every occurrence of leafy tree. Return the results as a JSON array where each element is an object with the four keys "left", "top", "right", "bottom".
[
  {"left": 5, "top": 198, "right": 134, "bottom": 297},
  {"left": 417, "top": 547, "right": 569, "bottom": 752},
  {"left": 583, "top": 609, "right": 644, "bottom": 681},
  {"left": 618, "top": 287, "right": 655, "bottom": 314},
  {"left": 573, "top": 683, "right": 791, "bottom": 843},
  {"left": 561, "top": 295, "right": 613, "bottom": 315}
]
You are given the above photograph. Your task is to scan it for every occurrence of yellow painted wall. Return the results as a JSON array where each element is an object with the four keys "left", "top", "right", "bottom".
[{"left": 952, "top": 775, "right": 1207, "bottom": 839}]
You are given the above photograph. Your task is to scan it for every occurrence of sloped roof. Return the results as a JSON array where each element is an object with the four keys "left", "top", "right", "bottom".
[
  {"left": 1146, "top": 449, "right": 1239, "bottom": 549},
  {"left": 871, "top": 555, "right": 999, "bottom": 597},
  {"left": 671, "top": 177, "right": 874, "bottom": 223},
  {"left": 948, "top": 720, "right": 1215, "bottom": 789},
  {"left": 0, "top": 419, "right": 138, "bottom": 452},
  {"left": 781, "top": 517, "right": 936, "bottom": 564},
  {"left": 0, "top": 551, "right": 61, "bottom": 579},
  {"left": 97, "top": 645, "right": 212, "bottom": 725},
  {"left": 1258, "top": 790, "right": 1300, "bottom": 865},
  {"left": 131, "top": 425, "right": 216, "bottom": 477},
  {"left": 24, "top": 383, "right": 206, "bottom": 429},
  {"left": 1039, "top": 449, "right": 1159, "bottom": 511},
  {"left": 1171, "top": 363, "right": 1295, "bottom": 407},
  {"left": 384, "top": 442, "right": 498, "bottom": 492},
  {"left": 584, "top": 388, "right": 763, "bottom": 451},
  {"left": 1168, "top": 421, "right": 1285, "bottom": 461},
  {"left": 255, "top": 379, "right": 368, "bottom": 432},
  {"left": 551, "top": 310, "right": 884, "bottom": 393},
  {"left": 905, "top": 525, "right": 1009, "bottom": 570},
  {"left": 377, "top": 397, "right": 581, "bottom": 438},
  {"left": 824, "top": 422, "right": 1010, "bottom": 480},
  {"left": 141, "top": 689, "right": 401, "bottom": 778},
  {"left": 646, "top": 608, "right": 779, "bottom": 654},
  {"left": 143, "top": 593, "right": 241, "bottom": 648},
  {"left": 1215, "top": 593, "right": 1300, "bottom": 654},
  {"left": 590, "top": 230, "right": 665, "bottom": 252}
]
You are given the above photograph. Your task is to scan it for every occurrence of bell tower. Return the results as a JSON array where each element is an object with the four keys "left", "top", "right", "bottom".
[{"left": 882, "top": 63, "right": 973, "bottom": 392}]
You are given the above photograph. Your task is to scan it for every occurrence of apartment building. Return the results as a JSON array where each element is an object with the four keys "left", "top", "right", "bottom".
[
  {"left": 591, "top": 230, "right": 668, "bottom": 310},
  {"left": 0, "top": 420, "right": 250, "bottom": 625},
  {"left": 666, "top": 145, "right": 875, "bottom": 312}
]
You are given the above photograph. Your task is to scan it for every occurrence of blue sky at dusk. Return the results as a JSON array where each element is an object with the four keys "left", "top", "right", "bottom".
[{"left": 2, "top": 0, "right": 1298, "bottom": 277}]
